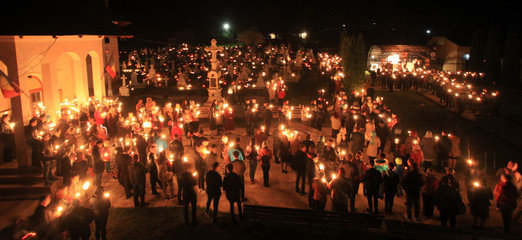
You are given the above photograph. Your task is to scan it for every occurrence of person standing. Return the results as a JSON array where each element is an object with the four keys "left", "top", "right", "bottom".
[
  {"left": 401, "top": 160, "right": 425, "bottom": 221},
  {"left": 157, "top": 151, "right": 175, "bottom": 199},
  {"left": 180, "top": 163, "right": 198, "bottom": 226},
  {"left": 90, "top": 186, "right": 111, "bottom": 240},
  {"left": 366, "top": 131, "right": 381, "bottom": 163},
  {"left": 469, "top": 178, "right": 492, "bottom": 229},
  {"left": 231, "top": 151, "right": 247, "bottom": 201},
  {"left": 350, "top": 127, "right": 365, "bottom": 156},
  {"left": 448, "top": 132, "right": 460, "bottom": 170},
  {"left": 312, "top": 172, "right": 330, "bottom": 210},
  {"left": 328, "top": 168, "right": 351, "bottom": 212},
  {"left": 422, "top": 168, "right": 439, "bottom": 218},
  {"left": 129, "top": 154, "right": 147, "bottom": 207},
  {"left": 420, "top": 131, "right": 436, "bottom": 170},
  {"left": 245, "top": 138, "right": 259, "bottom": 184},
  {"left": 206, "top": 162, "right": 222, "bottom": 223},
  {"left": 193, "top": 139, "right": 207, "bottom": 191},
  {"left": 262, "top": 103, "right": 273, "bottom": 135},
  {"left": 363, "top": 160, "right": 383, "bottom": 213},
  {"left": 434, "top": 176, "right": 462, "bottom": 227},
  {"left": 383, "top": 162, "right": 400, "bottom": 214},
  {"left": 293, "top": 144, "right": 308, "bottom": 195},
  {"left": 435, "top": 131, "right": 452, "bottom": 172},
  {"left": 62, "top": 199, "right": 94, "bottom": 240},
  {"left": 0, "top": 114, "right": 15, "bottom": 162},
  {"left": 258, "top": 141, "right": 272, "bottom": 187},
  {"left": 40, "top": 133, "right": 56, "bottom": 186},
  {"left": 147, "top": 144, "right": 161, "bottom": 195},
  {"left": 223, "top": 163, "right": 243, "bottom": 225},
  {"left": 92, "top": 140, "right": 105, "bottom": 186},
  {"left": 494, "top": 174, "right": 520, "bottom": 233}
]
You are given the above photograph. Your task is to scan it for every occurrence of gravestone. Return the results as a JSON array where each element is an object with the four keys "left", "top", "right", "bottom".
[{"left": 204, "top": 39, "right": 224, "bottom": 102}]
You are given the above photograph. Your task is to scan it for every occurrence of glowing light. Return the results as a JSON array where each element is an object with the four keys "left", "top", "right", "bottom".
[{"left": 82, "top": 181, "right": 90, "bottom": 190}]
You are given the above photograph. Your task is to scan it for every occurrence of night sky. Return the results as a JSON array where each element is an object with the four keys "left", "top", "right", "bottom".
[{"left": 109, "top": 0, "right": 521, "bottom": 48}]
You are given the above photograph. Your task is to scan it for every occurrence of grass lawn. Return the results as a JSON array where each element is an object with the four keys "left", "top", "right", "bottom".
[
  {"left": 98, "top": 207, "right": 390, "bottom": 240},
  {"left": 377, "top": 90, "right": 522, "bottom": 172}
]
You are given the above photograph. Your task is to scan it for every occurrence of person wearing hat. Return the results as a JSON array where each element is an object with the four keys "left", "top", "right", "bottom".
[{"left": 90, "top": 186, "right": 111, "bottom": 240}]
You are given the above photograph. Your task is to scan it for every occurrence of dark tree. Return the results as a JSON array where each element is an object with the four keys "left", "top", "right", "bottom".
[
  {"left": 485, "top": 26, "right": 501, "bottom": 84},
  {"left": 501, "top": 29, "right": 521, "bottom": 87},
  {"left": 469, "top": 28, "right": 485, "bottom": 72}
]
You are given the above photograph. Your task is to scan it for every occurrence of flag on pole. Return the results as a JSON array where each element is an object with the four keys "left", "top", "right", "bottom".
[
  {"left": 105, "top": 52, "right": 117, "bottom": 78},
  {"left": 0, "top": 70, "right": 20, "bottom": 98}
]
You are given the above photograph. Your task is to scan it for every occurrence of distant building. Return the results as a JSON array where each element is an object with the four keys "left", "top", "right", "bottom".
[
  {"left": 0, "top": 0, "right": 130, "bottom": 167},
  {"left": 367, "top": 37, "right": 470, "bottom": 72}
]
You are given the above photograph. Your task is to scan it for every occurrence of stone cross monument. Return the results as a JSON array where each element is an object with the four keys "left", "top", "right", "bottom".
[{"left": 205, "top": 39, "right": 224, "bottom": 102}]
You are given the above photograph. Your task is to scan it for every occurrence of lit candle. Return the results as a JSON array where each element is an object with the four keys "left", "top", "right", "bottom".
[{"left": 82, "top": 181, "right": 90, "bottom": 190}]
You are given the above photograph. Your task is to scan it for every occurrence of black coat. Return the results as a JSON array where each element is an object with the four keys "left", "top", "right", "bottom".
[
  {"left": 180, "top": 171, "right": 197, "bottom": 200},
  {"left": 363, "top": 168, "right": 383, "bottom": 194},
  {"left": 292, "top": 150, "right": 307, "bottom": 173},
  {"left": 129, "top": 161, "right": 147, "bottom": 186},
  {"left": 383, "top": 170, "right": 400, "bottom": 193},
  {"left": 223, "top": 172, "right": 242, "bottom": 201},
  {"left": 401, "top": 169, "right": 425, "bottom": 197},
  {"left": 205, "top": 170, "right": 222, "bottom": 195}
]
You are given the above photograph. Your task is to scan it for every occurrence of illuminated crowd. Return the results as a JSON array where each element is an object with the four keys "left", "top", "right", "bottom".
[{"left": 2, "top": 44, "right": 521, "bottom": 240}]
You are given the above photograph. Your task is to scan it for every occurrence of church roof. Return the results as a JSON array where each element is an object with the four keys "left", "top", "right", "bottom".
[
  {"left": 372, "top": 45, "right": 433, "bottom": 53},
  {"left": 0, "top": 0, "right": 130, "bottom": 36}
]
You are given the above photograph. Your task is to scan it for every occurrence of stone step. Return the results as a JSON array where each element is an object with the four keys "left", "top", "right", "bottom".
[
  {"left": 0, "top": 174, "right": 44, "bottom": 185},
  {"left": 0, "top": 167, "right": 42, "bottom": 175},
  {"left": 0, "top": 185, "right": 51, "bottom": 201}
]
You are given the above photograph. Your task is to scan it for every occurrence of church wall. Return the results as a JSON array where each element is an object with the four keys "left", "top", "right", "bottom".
[{"left": 13, "top": 35, "right": 106, "bottom": 120}]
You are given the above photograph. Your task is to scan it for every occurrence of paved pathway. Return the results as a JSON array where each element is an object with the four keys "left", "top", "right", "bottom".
[{"left": 98, "top": 122, "right": 520, "bottom": 236}]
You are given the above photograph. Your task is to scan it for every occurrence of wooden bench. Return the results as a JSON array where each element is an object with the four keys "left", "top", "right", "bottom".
[{"left": 243, "top": 204, "right": 384, "bottom": 231}]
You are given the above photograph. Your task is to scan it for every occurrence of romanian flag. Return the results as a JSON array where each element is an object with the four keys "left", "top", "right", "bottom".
[
  {"left": 0, "top": 70, "right": 20, "bottom": 98},
  {"left": 105, "top": 52, "right": 117, "bottom": 78}
]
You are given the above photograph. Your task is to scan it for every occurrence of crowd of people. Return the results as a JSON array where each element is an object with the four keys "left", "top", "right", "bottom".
[{"left": 4, "top": 43, "right": 521, "bottom": 240}]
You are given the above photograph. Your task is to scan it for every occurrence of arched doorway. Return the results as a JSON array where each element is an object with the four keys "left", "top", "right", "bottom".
[{"left": 56, "top": 52, "right": 83, "bottom": 102}]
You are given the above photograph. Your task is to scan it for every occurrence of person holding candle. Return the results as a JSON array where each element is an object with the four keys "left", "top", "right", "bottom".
[
  {"left": 312, "top": 172, "right": 330, "bottom": 210},
  {"left": 90, "top": 186, "right": 111, "bottom": 240},
  {"left": 469, "top": 177, "right": 492, "bottom": 229},
  {"left": 92, "top": 140, "right": 105, "bottom": 186},
  {"left": 434, "top": 176, "right": 462, "bottom": 227},
  {"left": 328, "top": 167, "right": 351, "bottom": 212},
  {"left": 448, "top": 131, "right": 461, "bottom": 170},
  {"left": 494, "top": 174, "right": 520, "bottom": 233},
  {"left": 245, "top": 138, "right": 259, "bottom": 184},
  {"left": 41, "top": 133, "right": 56, "bottom": 186},
  {"left": 258, "top": 141, "right": 273, "bottom": 187},
  {"left": 157, "top": 151, "right": 175, "bottom": 199},
  {"left": 146, "top": 143, "right": 161, "bottom": 196},
  {"left": 62, "top": 199, "right": 94, "bottom": 240},
  {"left": 435, "top": 131, "right": 452, "bottom": 172},
  {"left": 420, "top": 131, "right": 436, "bottom": 171}
]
